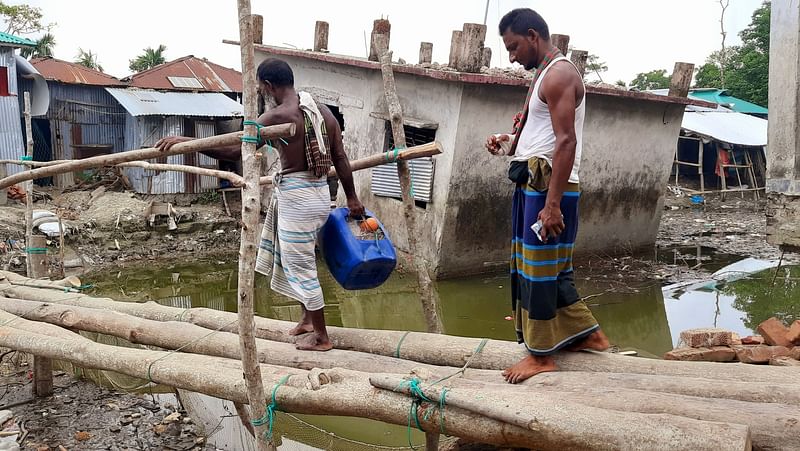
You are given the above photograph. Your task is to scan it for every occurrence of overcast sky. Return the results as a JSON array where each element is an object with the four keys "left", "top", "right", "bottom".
[{"left": 16, "top": 0, "right": 764, "bottom": 84}]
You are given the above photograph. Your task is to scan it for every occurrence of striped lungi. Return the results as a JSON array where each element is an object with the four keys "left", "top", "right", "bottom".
[
  {"left": 256, "top": 171, "right": 330, "bottom": 311},
  {"left": 510, "top": 179, "right": 599, "bottom": 356}
]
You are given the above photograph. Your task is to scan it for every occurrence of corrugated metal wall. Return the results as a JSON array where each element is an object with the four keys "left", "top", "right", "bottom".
[
  {"left": 371, "top": 123, "right": 436, "bottom": 203},
  {"left": 194, "top": 121, "right": 218, "bottom": 191},
  {"left": 125, "top": 115, "right": 188, "bottom": 194},
  {"left": 0, "top": 48, "right": 25, "bottom": 174}
]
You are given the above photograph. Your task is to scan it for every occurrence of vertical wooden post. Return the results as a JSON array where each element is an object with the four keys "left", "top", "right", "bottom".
[
  {"left": 314, "top": 21, "right": 329, "bottom": 52},
  {"left": 419, "top": 42, "right": 433, "bottom": 64},
  {"left": 378, "top": 52, "right": 444, "bottom": 333},
  {"left": 551, "top": 34, "right": 570, "bottom": 55},
  {"left": 29, "top": 235, "right": 48, "bottom": 278},
  {"left": 0, "top": 163, "right": 6, "bottom": 206},
  {"left": 58, "top": 216, "right": 66, "bottom": 278},
  {"left": 570, "top": 49, "right": 589, "bottom": 78},
  {"left": 448, "top": 30, "right": 462, "bottom": 68},
  {"left": 251, "top": 14, "right": 264, "bottom": 45},
  {"left": 23, "top": 92, "right": 34, "bottom": 278},
  {"left": 368, "top": 19, "right": 391, "bottom": 62},
  {"left": 33, "top": 355, "right": 53, "bottom": 397},
  {"left": 481, "top": 47, "right": 492, "bottom": 68},
  {"left": 458, "top": 23, "right": 487, "bottom": 72},
  {"left": 235, "top": 5, "right": 274, "bottom": 451},
  {"left": 669, "top": 62, "right": 694, "bottom": 98}
]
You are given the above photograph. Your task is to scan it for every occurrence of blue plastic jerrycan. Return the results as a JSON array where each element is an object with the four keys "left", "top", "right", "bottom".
[{"left": 320, "top": 208, "right": 397, "bottom": 290}]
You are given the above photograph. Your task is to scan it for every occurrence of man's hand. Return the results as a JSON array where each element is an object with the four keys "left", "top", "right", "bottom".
[
  {"left": 347, "top": 197, "right": 366, "bottom": 217},
  {"left": 538, "top": 204, "right": 565, "bottom": 240},
  {"left": 485, "top": 134, "right": 511, "bottom": 155},
  {"left": 155, "top": 136, "right": 194, "bottom": 152}
]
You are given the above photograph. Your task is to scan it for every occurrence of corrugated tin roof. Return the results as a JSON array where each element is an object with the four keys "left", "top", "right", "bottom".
[
  {"left": 105, "top": 88, "right": 243, "bottom": 117},
  {"left": 30, "top": 57, "right": 125, "bottom": 86},
  {"left": 687, "top": 89, "right": 767, "bottom": 115},
  {"left": 683, "top": 104, "right": 768, "bottom": 146},
  {"left": 0, "top": 31, "right": 35, "bottom": 48},
  {"left": 127, "top": 56, "right": 242, "bottom": 93}
]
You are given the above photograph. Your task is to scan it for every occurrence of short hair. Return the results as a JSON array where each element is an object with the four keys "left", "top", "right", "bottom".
[
  {"left": 498, "top": 8, "right": 550, "bottom": 41},
  {"left": 256, "top": 58, "right": 294, "bottom": 87}
]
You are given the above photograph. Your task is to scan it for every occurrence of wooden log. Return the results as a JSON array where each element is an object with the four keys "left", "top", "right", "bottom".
[
  {"left": 27, "top": 235, "right": 47, "bottom": 279},
  {"left": 5, "top": 297, "right": 799, "bottom": 408},
  {"left": 551, "top": 34, "right": 570, "bottom": 55},
  {"left": 368, "top": 19, "right": 390, "bottom": 62},
  {"left": 314, "top": 21, "right": 329, "bottom": 52},
  {"left": 370, "top": 375, "right": 751, "bottom": 451},
  {"left": 23, "top": 93, "right": 34, "bottom": 278},
  {"left": 0, "top": 318, "right": 751, "bottom": 450},
  {"left": 237, "top": 3, "right": 273, "bottom": 450},
  {"left": 457, "top": 23, "right": 486, "bottom": 73},
  {"left": 0, "top": 163, "right": 6, "bottom": 205},
  {"left": 379, "top": 51, "right": 444, "bottom": 334},
  {"left": 419, "top": 42, "right": 433, "bottom": 64},
  {"left": 117, "top": 161, "right": 245, "bottom": 187},
  {"left": 570, "top": 49, "right": 589, "bottom": 78},
  {"left": 448, "top": 30, "right": 462, "bottom": 68},
  {"left": 669, "top": 62, "right": 695, "bottom": 98},
  {"left": 258, "top": 141, "right": 442, "bottom": 186},
  {"left": 4, "top": 281, "right": 798, "bottom": 385},
  {"left": 0, "top": 124, "right": 295, "bottom": 190}
]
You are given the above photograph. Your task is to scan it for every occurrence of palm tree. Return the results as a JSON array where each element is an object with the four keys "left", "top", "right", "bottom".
[
  {"left": 20, "top": 32, "right": 56, "bottom": 59},
  {"left": 75, "top": 47, "right": 103, "bottom": 72},
  {"left": 128, "top": 44, "right": 167, "bottom": 73}
]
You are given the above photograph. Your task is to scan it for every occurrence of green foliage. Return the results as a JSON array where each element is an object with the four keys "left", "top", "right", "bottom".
[
  {"left": 585, "top": 54, "right": 608, "bottom": 81},
  {"left": 629, "top": 69, "right": 670, "bottom": 91},
  {"left": 75, "top": 47, "right": 103, "bottom": 72},
  {"left": 0, "top": 1, "right": 53, "bottom": 35},
  {"left": 129, "top": 44, "right": 167, "bottom": 73},
  {"left": 20, "top": 32, "right": 55, "bottom": 58}
]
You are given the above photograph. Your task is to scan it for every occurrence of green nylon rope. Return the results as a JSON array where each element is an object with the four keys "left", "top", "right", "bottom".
[
  {"left": 25, "top": 247, "right": 47, "bottom": 254},
  {"left": 19, "top": 155, "right": 32, "bottom": 161},
  {"left": 251, "top": 374, "right": 291, "bottom": 441},
  {"left": 394, "top": 331, "right": 410, "bottom": 358}
]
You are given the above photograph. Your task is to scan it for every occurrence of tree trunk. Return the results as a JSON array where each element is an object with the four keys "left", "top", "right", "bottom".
[
  {"left": 3, "top": 280, "right": 797, "bottom": 385},
  {"left": 379, "top": 50, "right": 444, "bottom": 335},
  {"left": 23, "top": 92, "right": 34, "bottom": 279},
  {"left": 235, "top": 5, "right": 273, "bottom": 450},
  {"left": 0, "top": 124, "right": 295, "bottom": 190},
  {"left": 118, "top": 161, "right": 245, "bottom": 187},
  {"left": 0, "top": 314, "right": 754, "bottom": 451}
]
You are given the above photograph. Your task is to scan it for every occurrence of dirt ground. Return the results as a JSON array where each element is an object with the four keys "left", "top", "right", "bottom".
[{"left": 0, "top": 186, "right": 796, "bottom": 450}]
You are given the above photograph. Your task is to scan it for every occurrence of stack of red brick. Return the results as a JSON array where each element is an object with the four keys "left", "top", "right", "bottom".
[{"left": 664, "top": 318, "right": 800, "bottom": 366}]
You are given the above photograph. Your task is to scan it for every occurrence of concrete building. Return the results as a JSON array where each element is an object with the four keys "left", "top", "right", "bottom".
[
  {"left": 252, "top": 44, "right": 702, "bottom": 278},
  {"left": 767, "top": 1, "right": 800, "bottom": 249}
]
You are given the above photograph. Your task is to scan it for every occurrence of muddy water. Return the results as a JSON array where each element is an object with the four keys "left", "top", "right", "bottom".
[{"left": 86, "top": 255, "right": 799, "bottom": 450}]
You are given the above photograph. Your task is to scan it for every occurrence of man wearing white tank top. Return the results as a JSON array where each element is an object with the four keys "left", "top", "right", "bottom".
[{"left": 486, "top": 8, "right": 610, "bottom": 383}]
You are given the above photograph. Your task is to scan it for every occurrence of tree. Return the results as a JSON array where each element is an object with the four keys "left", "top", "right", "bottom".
[
  {"left": 629, "top": 69, "right": 670, "bottom": 91},
  {"left": 0, "top": 1, "right": 53, "bottom": 35},
  {"left": 75, "top": 48, "right": 103, "bottom": 72},
  {"left": 586, "top": 53, "right": 608, "bottom": 82},
  {"left": 129, "top": 44, "right": 167, "bottom": 73},
  {"left": 614, "top": 80, "right": 627, "bottom": 88},
  {"left": 20, "top": 32, "right": 55, "bottom": 58}
]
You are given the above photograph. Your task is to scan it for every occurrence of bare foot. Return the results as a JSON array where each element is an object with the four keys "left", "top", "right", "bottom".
[
  {"left": 295, "top": 332, "right": 333, "bottom": 352},
  {"left": 567, "top": 329, "right": 611, "bottom": 352},
  {"left": 288, "top": 322, "right": 314, "bottom": 336},
  {"left": 501, "top": 355, "right": 557, "bottom": 384}
]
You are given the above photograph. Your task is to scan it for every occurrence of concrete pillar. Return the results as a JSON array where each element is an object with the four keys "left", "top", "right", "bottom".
[
  {"left": 448, "top": 30, "right": 462, "bottom": 68},
  {"left": 368, "top": 19, "right": 391, "bottom": 62},
  {"left": 314, "top": 21, "right": 329, "bottom": 52},
  {"left": 570, "top": 49, "right": 588, "bottom": 78},
  {"left": 250, "top": 15, "right": 263, "bottom": 44},
  {"left": 767, "top": 0, "right": 800, "bottom": 248},
  {"left": 457, "top": 23, "right": 487, "bottom": 73},
  {"left": 481, "top": 47, "right": 492, "bottom": 68},
  {"left": 668, "top": 62, "right": 694, "bottom": 98},
  {"left": 551, "top": 34, "right": 570, "bottom": 55},
  {"left": 419, "top": 42, "right": 433, "bottom": 64}
]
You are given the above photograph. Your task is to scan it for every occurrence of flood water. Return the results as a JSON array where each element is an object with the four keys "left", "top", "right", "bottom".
[{"left": 84, "top": 249, "right": 800, "bottom": 450}]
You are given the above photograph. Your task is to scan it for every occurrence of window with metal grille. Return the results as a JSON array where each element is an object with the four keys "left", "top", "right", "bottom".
[
  {"left": 0, "top": 66, "right": 9, "bottom": 96},
  {"left": 371, "top": 122, "right": 435, "bottom": 207}
]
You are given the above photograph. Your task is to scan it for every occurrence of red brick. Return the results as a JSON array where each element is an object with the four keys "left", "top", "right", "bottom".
[
  {"left": 741, "top": 335, "right": 764, "bottom": 345},
  {"left": 679, "top": 328, "right": 735, "bottom": 348},
  {"left": 787, "top": 320, "right": 800, "bottom": 345},
  {"left": 769, "top": 356, "right": 800, "bottom": 367},
  {"left": 732, "top": 345, "right": 791, "bottom": 364},
  {"left": 664, "top": 347, "right": 737, "bottom": 362},
  {"left": 756, "top": 317, "right": 792, "bottom": 347}
]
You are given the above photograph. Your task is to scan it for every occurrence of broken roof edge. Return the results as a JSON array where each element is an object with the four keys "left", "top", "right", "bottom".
[{"left": 224, "top": 40, "right": 715, "bottom": 108}]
